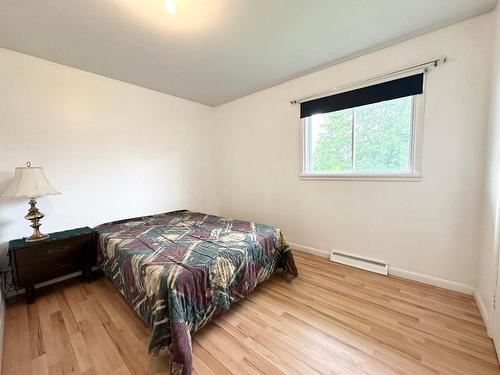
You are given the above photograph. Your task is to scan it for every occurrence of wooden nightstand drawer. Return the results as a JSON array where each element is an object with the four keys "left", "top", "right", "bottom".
[
  {"left": 15, "top": 234, "right": 93, "bottom": 267},
  {"left": 17, "top": 260, "right": 79, "bottom": 285}
]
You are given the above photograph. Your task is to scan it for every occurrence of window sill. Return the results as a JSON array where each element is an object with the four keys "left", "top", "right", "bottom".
[{"left": 299, "top": 173, "right": 422, "bottom": 182}]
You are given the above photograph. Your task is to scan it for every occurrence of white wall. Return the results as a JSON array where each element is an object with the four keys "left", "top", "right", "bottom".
[
  {"left": 213, "top": 13, "right": 493, "bottom": 287},
  {"left": 0, "top": 48, "right": 218, "bottom": 267},
  {"left": 477, "top": 3, "right": 500, "bottom": 329}
]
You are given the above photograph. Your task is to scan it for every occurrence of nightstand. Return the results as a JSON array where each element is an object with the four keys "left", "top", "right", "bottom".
[{"left": 8, "top": 227, "right": 97, "bottom": 303}]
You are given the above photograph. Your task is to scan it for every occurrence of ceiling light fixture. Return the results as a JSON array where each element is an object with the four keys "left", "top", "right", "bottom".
[{"left": 165, "top": 0, "right": 176, "bottom": 14}]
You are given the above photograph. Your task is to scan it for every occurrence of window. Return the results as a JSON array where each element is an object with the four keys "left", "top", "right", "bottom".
[{"left": 300, "top": 73, "right": 424, "bottom": 180}]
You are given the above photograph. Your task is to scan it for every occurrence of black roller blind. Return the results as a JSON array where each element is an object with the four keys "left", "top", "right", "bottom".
[{"left": 300, "top": 73, "right": 424, "bottom": 118}]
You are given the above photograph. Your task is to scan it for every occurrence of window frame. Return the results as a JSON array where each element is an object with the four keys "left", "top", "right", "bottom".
[{"left": 299, "top": 72, "right": 426, "bottom": 181}]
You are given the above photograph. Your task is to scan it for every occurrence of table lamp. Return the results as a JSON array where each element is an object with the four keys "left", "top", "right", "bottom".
[{"left": 1, "top": 162, "right": 60, "bottom": 242}]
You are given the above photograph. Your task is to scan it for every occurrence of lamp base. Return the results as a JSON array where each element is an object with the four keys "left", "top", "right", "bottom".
[
  {"left": 24, "top": 198, "right": 49, "bottom": 242},
  {"left": 25, "top": 232, "right": 49, "bottom": 242}
]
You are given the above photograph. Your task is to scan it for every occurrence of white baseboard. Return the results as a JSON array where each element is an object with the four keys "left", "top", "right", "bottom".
[
  {"left": 290, "top": 242, "right": 474, "bottom": 295},
  {"left": 289, "top": 242, "right": 330, "bottom": 258},
  {"left": 389, "top": 267, "right": 474, "bottom": 295},
  {"left": 474, "top": 289, "right": 491, "bottom": 336}
]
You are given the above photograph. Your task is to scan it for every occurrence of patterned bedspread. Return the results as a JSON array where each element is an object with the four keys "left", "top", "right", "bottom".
[{"left": 94, "top": 210, "right": 298, "bottom": 375}]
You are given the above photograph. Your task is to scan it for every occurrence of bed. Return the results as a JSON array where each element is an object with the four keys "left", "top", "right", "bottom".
[{"left": 94, "top": 210, "right": 298, "bottom": 375}]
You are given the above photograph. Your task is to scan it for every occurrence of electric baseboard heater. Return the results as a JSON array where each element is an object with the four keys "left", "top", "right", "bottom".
[{"left": 330, "top": 250, "right": 388, "bottom": 276}]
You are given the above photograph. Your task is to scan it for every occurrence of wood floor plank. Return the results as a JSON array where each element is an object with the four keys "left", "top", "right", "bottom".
[
  {"left": 28, "top": 303, "right": 45, "bottom": 359},
  {"left": 31, "top": 354, "right": 49, "bottom": 375},
  {"left": 50, "top": 310, "right": 80, "bottom": 373},
  {"left": 69, "top": 332, "right": 93, "bottom": 374},
  {"left": 3, "top": 251, "right": 499, "bottom": 374},
  {"left": 3, "top": 304, "right": 18, "bottom": 375},
  {"left": 16, "top": 304, "right": 34, "bottom": 375}
]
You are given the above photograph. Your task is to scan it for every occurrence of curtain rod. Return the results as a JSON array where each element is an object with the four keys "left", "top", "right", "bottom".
[{"left": 290, "top": 56, "right": 447, "bottom": 105}]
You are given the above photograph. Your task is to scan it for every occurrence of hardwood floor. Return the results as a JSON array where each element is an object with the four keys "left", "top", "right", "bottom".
[{"left": 3, "top": 251, "right": 499, "bottom": 374}]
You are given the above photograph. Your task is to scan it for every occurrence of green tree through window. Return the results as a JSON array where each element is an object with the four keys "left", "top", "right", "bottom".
[{"left": 308, "top": 96, "right": 413, "bottom": 174}]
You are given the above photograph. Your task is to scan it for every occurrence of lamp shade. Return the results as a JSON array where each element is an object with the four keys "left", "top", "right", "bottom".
[{"left": 1, "top": 166, "right": 60, "bottom": 199}]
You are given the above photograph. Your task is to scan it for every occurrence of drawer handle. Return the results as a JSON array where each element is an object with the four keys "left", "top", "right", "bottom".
[{"left": 47, "top": 246, "right": 70, "bottom": 254}]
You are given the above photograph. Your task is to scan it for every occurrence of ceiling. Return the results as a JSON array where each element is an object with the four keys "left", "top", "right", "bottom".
[{"left": 0, "top": 0, "right": 496, "bottom": 106}]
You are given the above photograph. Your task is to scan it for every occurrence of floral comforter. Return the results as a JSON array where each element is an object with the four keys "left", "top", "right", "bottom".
[{"left": 94, "top": 210, "right": 298, "bottom": 375}]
